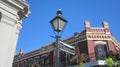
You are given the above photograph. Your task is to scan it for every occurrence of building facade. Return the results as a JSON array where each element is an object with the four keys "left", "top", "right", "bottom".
[
  {"left": 0, "top": 0, "right": 30, "bottom": 67},
  {"left": 13, "top": 21, "right": 120, "bottom": 67}
]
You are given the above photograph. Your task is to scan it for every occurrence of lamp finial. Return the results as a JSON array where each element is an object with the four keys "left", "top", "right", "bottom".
[{"left": 57, "top": 9, "right": 62, "bottom": 16}]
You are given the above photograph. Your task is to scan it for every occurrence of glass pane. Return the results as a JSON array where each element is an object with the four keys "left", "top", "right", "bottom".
[
  {"left": 58, "top": 19, "right": 66, "bottom": 31},
  {"left": 52, "top": 19, "right": 58, "bottom": 31},
  {"left": 98, "top": 46, "right": 103, "bottom": 52},
  {"left": 97, "top": 45, "right": 106, "bottom": 60}
]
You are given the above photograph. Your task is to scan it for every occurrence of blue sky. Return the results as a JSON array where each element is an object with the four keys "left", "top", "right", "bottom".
[{"left": 16, "top": 0, "right": 120, "bottom": 53}]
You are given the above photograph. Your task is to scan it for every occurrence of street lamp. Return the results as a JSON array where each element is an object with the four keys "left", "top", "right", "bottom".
[{"left": 50, "top": 9, "right": 67, "bottom": 67}]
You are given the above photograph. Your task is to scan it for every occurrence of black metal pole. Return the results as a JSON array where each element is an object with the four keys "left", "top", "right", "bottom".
[{"left": 56, "top": 35, "right": 60, "bottom": 67}]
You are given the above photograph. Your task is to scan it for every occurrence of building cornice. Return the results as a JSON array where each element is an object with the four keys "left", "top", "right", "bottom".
[
  {"left": 14, "top": 48, "right": 55, "bottom": 62},
  {"left": 0, "top": 0, "right": 30, "bottom": 21},
  {"left": 14, "top": 44, "right": 55, "bottom": 62},
  {"left": 0, "top": 0, "right": 31, "bottom": 34},
  {"left": 86, "top": 33, "right": 120, "bottom": 49}
]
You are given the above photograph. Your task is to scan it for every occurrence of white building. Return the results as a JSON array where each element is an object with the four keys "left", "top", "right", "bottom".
[{"left": 0, "top": 0, "right": 30, "bottom": 67}]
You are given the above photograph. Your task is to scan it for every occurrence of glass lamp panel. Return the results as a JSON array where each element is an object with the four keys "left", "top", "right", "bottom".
[
  {"left": 52, "top": 19, "right": 58, "bottom": 31},
  {"left": 58, "top": 19, "right": 66, "bottom": 31}
]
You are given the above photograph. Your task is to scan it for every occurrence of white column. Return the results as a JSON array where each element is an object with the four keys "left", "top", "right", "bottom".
[{"left": 0, "top": 0, "right": 30, "bottom": 67}]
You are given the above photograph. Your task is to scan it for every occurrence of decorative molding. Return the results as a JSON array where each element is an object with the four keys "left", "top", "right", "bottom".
[
  {"left": 86, "top": 34, "right": 111, "bottom": 40},
  {"left": 1, "top": 20, "right": 14, "bottom": 27},
  {"left": 94, "top": 41, "right": 106, "bottom": 45},
  {"left": 86, "top": 34, "right": 120, "bottom": 49},
  {"left": 0, "top": 2, "right": 17, "bottom": 16},
  {"left": 2, "top": 14, "right": 17, "bottom": 23},
  {"left": 0, "top": 0, "right": 30, "bottom": 21},
  {"left": 111, "top": 36, "right": 120, "bottom": 49},
  {"left": 13, "top": 47, "right": 55, "bottom": 63},
  {"left": 1, "top": 13, "right": 17, "bottom": 27},
  {"left": 66, "top": 35, "right": 87, "bottom": 45},
  {"left": 16, "top": 23, "right": 22, "bottom": 34}
]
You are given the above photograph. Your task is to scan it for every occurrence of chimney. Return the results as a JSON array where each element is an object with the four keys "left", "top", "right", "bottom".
[
  {"left": 84, "top": 20, "right": 91, "bottom": 33},
  {"left": 19, "top": 48, "right": 24, "bottom": 57},
  {"left": 102, "top": 21, "right": 110, "bottom": 34},
  {"left": 103, "top": 21, "right": 109, "bottom": 29},
  {"left": 74, "top": 32, "right": 79, "bottom": 37},
  {"left": 84, "top": 20, "right": 90, "bottom": 28}
]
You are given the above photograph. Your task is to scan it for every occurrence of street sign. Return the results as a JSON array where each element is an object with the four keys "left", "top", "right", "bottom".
[{"left": 59, "top": 41, "right": 75, "bottom": 55}]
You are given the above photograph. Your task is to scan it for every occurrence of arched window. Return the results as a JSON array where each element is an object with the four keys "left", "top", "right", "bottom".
[
  {"left": 34, "top": 65, "right": 37, "bottom": 67},
  {"left": 32, "top": 64, "right": 40, "bottom": 67},
  {"left": 95, "top": 45, "right": 107, "bottom": 60}
]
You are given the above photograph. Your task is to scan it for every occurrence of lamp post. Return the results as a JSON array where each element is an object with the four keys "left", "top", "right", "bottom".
[{"left": 50, "top": 9, "right": 67, "bottom": 67}]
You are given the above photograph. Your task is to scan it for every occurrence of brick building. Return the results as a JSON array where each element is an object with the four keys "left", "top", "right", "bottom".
[{"left": 13, "top": 21, "right": 120, "bottom": 67}]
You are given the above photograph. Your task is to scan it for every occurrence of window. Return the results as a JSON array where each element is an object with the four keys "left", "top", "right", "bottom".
[
  {"left": 41, "top": 57, "right": 47, "bottom": 67},
  {"left": 34, "top": 65, "right": 37, "bottom": 67},
  {"left": 96, "top": 45, "right": 106, "bottom": 60}
]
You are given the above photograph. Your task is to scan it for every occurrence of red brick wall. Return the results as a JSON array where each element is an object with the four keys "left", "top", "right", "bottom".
[
  {"left": 86, "top": 28, "right": 91, "bottom": 32},
  {"left": 75, "top": 44, "right": 80, "bottom": 55},
  {"left": 87, "top": 40, "right": 96, "bottom": 62},
  {"left": 78, "top": 41, "right": 88, "bottom": 54},
  {"left": 107, "top": 40, "right": 116, "bottom": 52}
]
